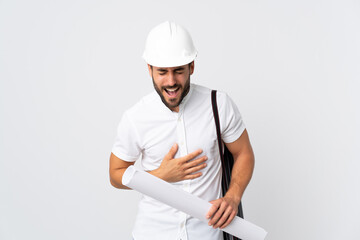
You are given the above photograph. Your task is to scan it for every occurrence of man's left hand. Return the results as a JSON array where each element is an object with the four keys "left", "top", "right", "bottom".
[{"left": 206, "top": 196, "right": 239, "bottom": 229}]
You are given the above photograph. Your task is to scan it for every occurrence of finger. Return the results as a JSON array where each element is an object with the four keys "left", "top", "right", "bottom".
[
  {"left": 180, "top": 149, "right": 203, "bottom": 162},
  {"left": 206, "top": 201, "right": 220, "bottom": 220},
  {"left": 185, "top": 156, "right": 207, "bottom": 168},
  {"left": 183, "top": 172, "right": 202, "bottom": 180},
  {"left": 213, "top": 206, "right": 232, "bottom": 229},
  {"left": 208, "top": 201, "right": 227, "bottom": 226},
  {"left": 220, "top": 210, "right": 237, "bottom": 229},
  {"left": 164, "top": 144, "right": 178, "bottom": 160},
  {"left": 184, "top": 162, "right": 207, "bottom": 175}
]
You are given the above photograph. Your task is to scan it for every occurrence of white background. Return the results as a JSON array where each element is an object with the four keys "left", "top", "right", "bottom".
[{"left": 1, "top": 0, "right": 359, "bottom": 239}]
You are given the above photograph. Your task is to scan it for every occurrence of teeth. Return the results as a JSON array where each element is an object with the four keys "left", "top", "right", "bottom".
[{"left": 166, "top": 87, "right": 178, "bottom": 92}]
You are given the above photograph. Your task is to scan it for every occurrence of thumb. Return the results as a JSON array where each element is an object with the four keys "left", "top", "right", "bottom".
[
  {"left": 209, "top": 199, "right": 217, "bottom": 204},
  {"left": 207, "top": 199, "right": 220, "bottom": 219},
  {"left": 164, "top": 143, "right": 178, "bottom": 160}
]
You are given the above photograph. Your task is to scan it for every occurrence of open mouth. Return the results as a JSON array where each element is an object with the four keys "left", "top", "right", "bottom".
[{"left": 164, "top": 87, "right": 180, "bottom": 98}]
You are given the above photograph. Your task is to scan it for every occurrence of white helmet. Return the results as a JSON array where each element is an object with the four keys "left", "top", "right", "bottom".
[{"left": 142, "top": 21, "right": 197, "bottom": 68}]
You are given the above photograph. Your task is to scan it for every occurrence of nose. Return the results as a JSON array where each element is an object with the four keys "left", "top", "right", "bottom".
[{"left": 166, "top": 72, "right": 176, "bottom": 86}]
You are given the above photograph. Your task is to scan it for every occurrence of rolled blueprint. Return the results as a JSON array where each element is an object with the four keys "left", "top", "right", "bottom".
[{"left": 122, "top": 166, "right": 267, "bottom": 240}]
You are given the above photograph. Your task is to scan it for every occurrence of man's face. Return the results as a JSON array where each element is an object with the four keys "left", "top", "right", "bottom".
[{"left": 148, "top": 62, "right": 194, "bottom": 112}]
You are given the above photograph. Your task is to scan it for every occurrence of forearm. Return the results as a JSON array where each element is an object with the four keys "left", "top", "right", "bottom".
[
  {"left": 207, "top": 131, "right": 254, "bottom": 229},
  {"left": 225, "top": 151, "right": 255, "bottom": 204}
]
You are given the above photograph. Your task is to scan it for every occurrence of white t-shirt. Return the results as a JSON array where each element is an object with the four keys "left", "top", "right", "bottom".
[{"left": 112, "top": 84, "right": 245, "bottom": 240}]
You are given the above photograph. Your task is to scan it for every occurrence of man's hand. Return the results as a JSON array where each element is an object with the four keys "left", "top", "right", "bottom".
[
  {"left": 206, "top": 196, "right": 239, "bottom": 229},
  {"left": 151, "top": 143, "right": 207, "bottom": 182}
]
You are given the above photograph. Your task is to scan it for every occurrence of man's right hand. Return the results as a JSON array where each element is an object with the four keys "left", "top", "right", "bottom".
[{"left": 150, "top": 143, "right": 208, "bottom": 182}]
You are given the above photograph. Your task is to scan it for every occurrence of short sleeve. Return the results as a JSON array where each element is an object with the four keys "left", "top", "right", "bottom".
[
  {"left": 218, "top": 92, "right": 246, "bottom": 143},
  {"left": 111, "top": 112, "right": 142, "bottom": 162}
]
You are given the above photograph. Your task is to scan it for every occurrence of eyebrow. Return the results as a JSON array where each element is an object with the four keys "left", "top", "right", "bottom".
[{"left": 174, "top": 67, "right": 185, "bottom": 71}]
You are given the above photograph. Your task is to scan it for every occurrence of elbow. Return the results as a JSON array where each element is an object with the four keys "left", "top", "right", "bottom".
[
  {"left": 109, "top": 172, "right": 124, "bottom": 189},
  {"left": 109, "top": 178, "right": 120, "bottom": 189},
  {"left": 109, "top": 172, "right": 129, "bottom": 189}
]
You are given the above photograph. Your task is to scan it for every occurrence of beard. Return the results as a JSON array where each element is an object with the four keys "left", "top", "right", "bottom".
[{"left": 152, "top": 75, "right": 191, "bottom": 111}]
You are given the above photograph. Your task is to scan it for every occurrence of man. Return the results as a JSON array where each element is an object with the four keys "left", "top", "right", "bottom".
[{"left": 109, "top": 21, "right": 254, "bottom": 240}]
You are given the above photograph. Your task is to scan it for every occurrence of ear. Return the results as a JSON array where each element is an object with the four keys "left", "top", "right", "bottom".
[
  {"left": 189, "top": 61, "right": 195, "bottom": 75},
  {"left": 147, "top": 64, "right": 153, "bottom": 76}
]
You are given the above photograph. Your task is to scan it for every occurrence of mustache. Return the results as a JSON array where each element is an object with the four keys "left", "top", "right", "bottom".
[{"left": 161, "top": 84, "right": 181, "bottom": 90}]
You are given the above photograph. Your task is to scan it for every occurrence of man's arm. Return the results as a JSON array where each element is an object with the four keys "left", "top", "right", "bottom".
[
  {"left": 109, "top": 144, "right": 208, "bottom": 189},
  {"left": 206, "top": 129, "right": 255, "bottom": 229},
  {"left": 109, "top": 153, "right": 135, "bottom": 189}
]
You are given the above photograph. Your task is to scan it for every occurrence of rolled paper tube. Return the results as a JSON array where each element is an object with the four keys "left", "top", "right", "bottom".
[{"left": 122, "top": 166, "right": 267, "bottom": 240}]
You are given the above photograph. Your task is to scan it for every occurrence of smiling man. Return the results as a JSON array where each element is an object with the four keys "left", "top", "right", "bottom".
[
  {"left": 151, "top": 63, "right": 192, "bottom": 112},
  {"left": 109, "top": 21, "right": 255, "bottom": 240}
]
